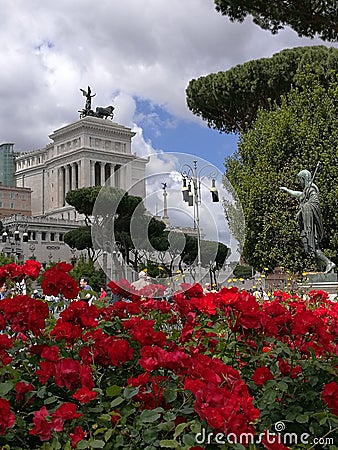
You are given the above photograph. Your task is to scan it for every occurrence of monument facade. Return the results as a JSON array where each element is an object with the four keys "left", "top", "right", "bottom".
[{"left": 14, "top": 116, "right": 148, "bottom": 220}]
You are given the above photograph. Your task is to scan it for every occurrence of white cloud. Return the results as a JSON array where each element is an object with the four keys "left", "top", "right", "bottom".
[{"left": 1, "top": 0, "right": 336, "bottom": 153}]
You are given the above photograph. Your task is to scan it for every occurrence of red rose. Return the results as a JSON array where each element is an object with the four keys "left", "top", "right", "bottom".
[
  {"left": 111, "top": 410, "right": 121, "bottom": 427},
  {"left": 5, "top": 263, "right": 25, "bottom": 281},
  {"left": 15, "top": 381, "right": 34, "bottom": 404},
  {"left": 23, "top": 259, "right": 41, "bottom": 280},
  {"left": 1, "top": 296, "right": 49, "bottom": 335},
  {"left": 0, "top": 398, "right": 15, "bottom": 435},
  {"left": 180, "top": 282, "right": 204, "bottom": 298},
  {"left": 261, "top": 429, "right": 291, "bottom": 449},
  {"left": 42, "top": 265, "right": 79, "bottom": 299},
  {"left": 0, "top": 334, "right": 13, "bottom": 350},
  {"left": 322, "top": 381, "right": 338, "bottom": 415},
  {"left": 54, "top": 359, "right": 81, "bottom": 391},
  {"left": 252, "top": 367, "right": 274, "bottom": 387},
  {"left": 278, "top": 358, "right": 291, "bottom": 376},
  {"left": 70, "top": 425, "right": 86, "bottom": 448},
  {"left": 107, "top": 339, "right": 134, "bottom": 367},
  {"left": 60, "top": 301, "right": 100, "bottom": 327},
  {"left": 72, "top": 387, "right": 97, "bottom": 404},
  {"left": 50, "top": 321, "right": 82, "bottom": 341},
  {"left": 59, "top": 274, "right": 79, "bottom": 299},
  {"left": 29, "top": 406, "right": 53, "bottom": 441},
  {"left": 53, "top": 402, "right": 82, "bottom": 420},
  {"left": 41, "top": 345, "right": 60, "bottom": 362},
  {"left": 55, "top": 262, "right": 73, "bottom": 272},
  {"left": 36, "top": 361, "right": 56, "bottom": 384},
  {"left": 41, "top": 271, "right": 63, "bottom": 296},
  {"left": 290, "top": 365, "right": 302, "bottom": 379},
  {"left": 79, "top": 364, "right": 94, "bottom": 389}
]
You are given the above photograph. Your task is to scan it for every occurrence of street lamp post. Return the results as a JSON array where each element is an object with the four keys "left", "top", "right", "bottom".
[
  {"left": 1, "top": 226, "right": 29, "bottom": 263},
  {"left": 181, "top": 160, "right": 219, "bottom": 281}
]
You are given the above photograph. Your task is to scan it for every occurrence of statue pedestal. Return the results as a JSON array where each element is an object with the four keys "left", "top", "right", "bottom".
[
  {"left": 300, "top": 271, "right": 338, "bottom": 296},
  {"left": 304, "top": 272, "right": 337, "bottom": 283}
]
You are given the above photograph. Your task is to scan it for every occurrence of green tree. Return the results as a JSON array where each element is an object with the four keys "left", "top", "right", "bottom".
[
  {"left": 70, "top": 256, "right": 105, "bottom": 293},
  {"left": 63, "top": 226, "right": 93, "bottom": 260},
  {"left": 66, "top": 187, "right": 102, "bottom": 225},
  {"left": 233, "top": 265, "right": 254, "bottom": 279},
  {"left": 0, "top": 252, "right": 14, "bottom": 265},
  {"left": 225, "top": 66, "right": 338, "bottom": 273},
  {"left": 213, "top": 0, "right": 338, "bottom": 41},
  {"left": 67, "top": 186, "right": 169, "bottom": 270},
  {"left": 186, "top": 46, "right": 338, "bottom": 134},
  {"left": 180, "top": 235, "right": 229, "bottom": 270}
]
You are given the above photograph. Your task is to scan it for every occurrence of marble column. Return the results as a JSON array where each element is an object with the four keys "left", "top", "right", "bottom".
[
  {"left": 58, "top": 168, "right": 63, "bottom": 207},
  {"left": 65, "top": 165, "right": 70, "bottom": 196},
  {"left": 110, "top": 164, "right": 115, "bottom": 187},
  {"left": 71, "top": 163, "right": 77, "bottom": 190},
  {"left": 90, "top": 160, "right": 95, "bottom": 186},
  {"left": 100, "top": 162, "right": 105, "bottom": 186}
]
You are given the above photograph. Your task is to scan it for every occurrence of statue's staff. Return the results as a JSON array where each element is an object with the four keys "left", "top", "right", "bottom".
[
  {"left": 310, "top": 161, "right": 320, "bottom": 188},
  {"left": 305, "top": 161, "right": 320, "bottom": 200}
]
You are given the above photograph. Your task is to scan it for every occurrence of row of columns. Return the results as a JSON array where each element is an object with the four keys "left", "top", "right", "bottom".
[
  {"left": 58, "top": 161, "right": 123, "bottom": 207},
  {"left": 90, "top": 161, "right": 121, "bottom": 188},
  {"left": 58, "top": 163, "right": 79, "bottom": 207}
]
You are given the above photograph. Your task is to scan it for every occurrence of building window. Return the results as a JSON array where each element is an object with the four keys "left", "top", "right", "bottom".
[
  {"left": 10, "top": 203, "right": 14, "bottom": 208},
  {"left": 50, "top": 233, "right": 55, "bottom": 241},
  {"left": 41, "top": 232, "right": 46, "bottom": 241},
  {"left": 0, "top": 202, "right": 2, "bottom": 207},
  {"left": 59, "top": 233, "right": 64, "bottom": 241}
]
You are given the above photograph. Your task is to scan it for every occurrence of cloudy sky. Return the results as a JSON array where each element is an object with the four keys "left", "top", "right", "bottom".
[{"left": 1, "top": 0, "right": 337, "bottom": 170}]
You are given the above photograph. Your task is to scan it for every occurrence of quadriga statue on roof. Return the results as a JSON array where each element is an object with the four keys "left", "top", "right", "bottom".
[
  {"left": 95, "top": 105, "right": 114, "bottom": 119},
  {"left": 78, "top": 86, "right": 114, "bottom": 120},
  {"left": 280, "top": 165, "right": 335, "bottom": 274}
]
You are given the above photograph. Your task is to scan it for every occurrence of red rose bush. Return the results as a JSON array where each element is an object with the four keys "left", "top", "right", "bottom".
[{"left": 0, "top": 263, "right": 337, "bottom": 449}]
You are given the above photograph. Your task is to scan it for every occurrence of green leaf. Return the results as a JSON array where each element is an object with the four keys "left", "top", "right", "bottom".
[
  {"left": 159, "top": 440, "right": 179, "bottom": 448},
  {"left": 140, "top": 408, "right": 163, "bottom": 423},
  {"left": 98, "top": 414, "right": 112, "bottom": 422},
  {"left": 164, "top": 386, "right": 177, "bottom": 403},
  {"left": 76, "top": 441, "right": 89, "bottom": 449},
  {"left": 104, "top": 429, "right": 113, "bottom": 442},
  {"left": 262, "top": 388, "right": 277, "bottom": 405},
  {"left": 277, "top": 381, "right": 288, "bottom": 392},
  {"left": 37, "top": 385, "right": 47, "bottom": 398},
  {"left": 88, "top": 406, "right": 103, "bottom": 413},
  {"left": 182, "top": 433, "right": 196, "bottom": 446},
  {"left": 190, "top": 420, "right": 201, "bottom": 434},
  {"left": 123, "top": 386, "right": 139, "bottom": 399},
  {"left": 110, "top": 396, "right": 124, "bottom": 407},
  {"left": 106, "top": 385, "right": 122, "bottom": 397},
  {"left": 44, "top": 396, "right": 58, "bottom": 405},
  {"left": 41, "top": 444, "right": 54, "bottom": 450},
  {"left": 0, "top": 382, "right": 14, "bottom": 396},
  {"left": 174, "top": 422, "right": 190, "bottom": 439},
  {"left": 163, "top": 411, "right": 176, "bottom": 422},
  {"left": 296, "top": 414, "right": 309, "bottom": 423},
  {"left": 88, "top": 440, "right": 105, "bottom": 448},
  {"left": 143, "top": 427, "right": 159, "bottom": 444}
]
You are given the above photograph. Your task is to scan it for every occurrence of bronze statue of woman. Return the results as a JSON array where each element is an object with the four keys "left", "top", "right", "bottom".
[
  {"left": 280, "top": 169, "right": 335, "bottom": 273},
  {"left": 80, "top": 86, "right": 96, "bottom": 113}
]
